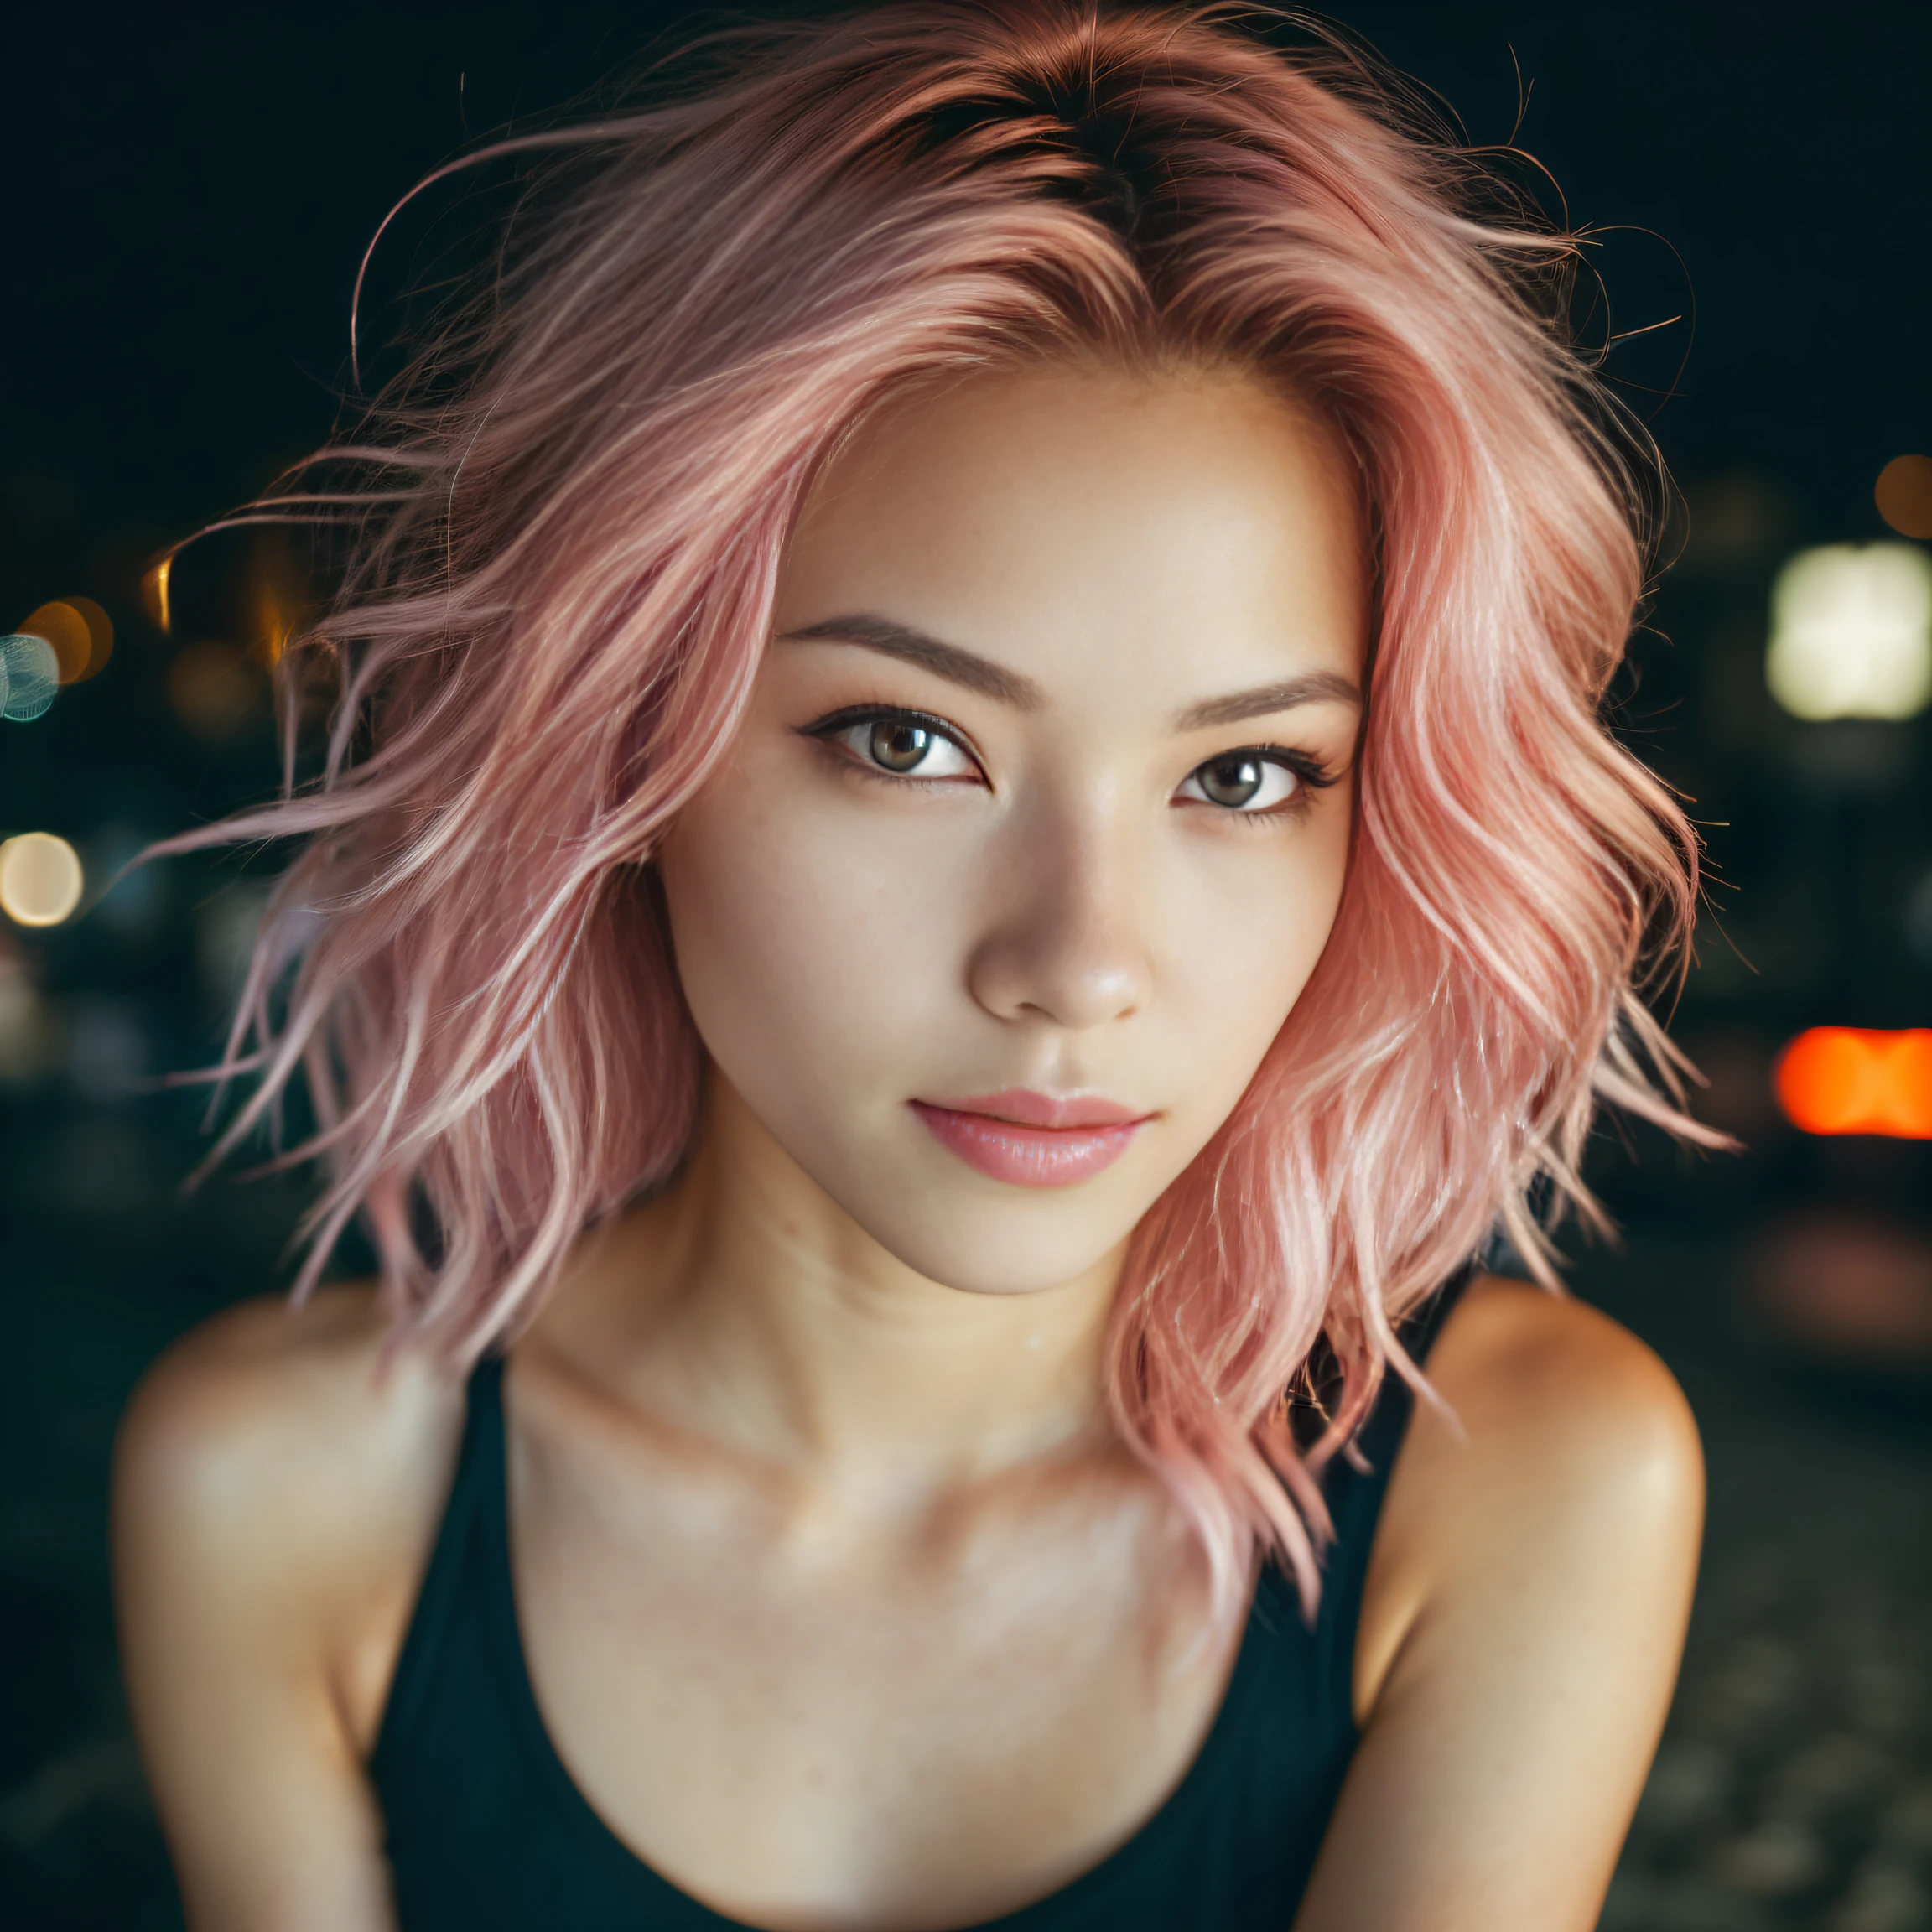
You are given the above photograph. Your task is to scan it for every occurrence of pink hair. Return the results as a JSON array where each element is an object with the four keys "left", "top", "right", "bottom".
[{"left": 164, "top": 1, "right": 1711, "bottom": 1623}]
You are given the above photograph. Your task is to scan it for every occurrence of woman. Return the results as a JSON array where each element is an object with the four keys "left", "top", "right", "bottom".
[{"left": 113, "top": 6, "right": 1707, "bottom": 1927}]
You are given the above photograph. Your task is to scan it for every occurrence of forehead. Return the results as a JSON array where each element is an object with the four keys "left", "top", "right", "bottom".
[{"left": 777, "top": 362, "right": 1368, "bottom": 699}]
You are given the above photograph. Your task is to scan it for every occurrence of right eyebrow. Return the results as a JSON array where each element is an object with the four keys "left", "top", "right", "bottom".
[
  {"left": 1174, "top": 670, "right": 1363, "bottom": 731},
  {"left": 777, "top": 615, "right": 1046, "bottom": 709}
]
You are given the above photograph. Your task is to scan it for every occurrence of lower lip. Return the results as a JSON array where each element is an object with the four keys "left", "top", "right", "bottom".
[{"left": 909, "top": 1102, "right": 1147, "bottom": 1187}]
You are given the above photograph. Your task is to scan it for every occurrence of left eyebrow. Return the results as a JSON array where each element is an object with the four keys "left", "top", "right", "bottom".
[{"left": 1175, "top": 671, "right": 1363, "bottom": 731}]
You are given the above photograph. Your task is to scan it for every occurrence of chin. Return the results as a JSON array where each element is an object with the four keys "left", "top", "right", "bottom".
[{"left": 824, "top": 1172, "right": 1150, "bottom": 1298}]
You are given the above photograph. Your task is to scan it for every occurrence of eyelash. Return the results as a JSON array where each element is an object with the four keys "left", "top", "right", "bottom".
[
  {"left": 798, "top": 704, "right": 1337, "bottom": 816},
  {"left": 1197, "top": 745, "right": 1338, "bottom": 824}
]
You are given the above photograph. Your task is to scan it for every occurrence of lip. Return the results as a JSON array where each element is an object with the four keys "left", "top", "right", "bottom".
[{"left": 909, "top": 1089, "right": 1153, "bottom": 1188}]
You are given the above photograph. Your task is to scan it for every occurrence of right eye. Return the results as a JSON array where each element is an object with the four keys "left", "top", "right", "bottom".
[{"left": 811, "top": 709, "right": 981, "bottom": 782}]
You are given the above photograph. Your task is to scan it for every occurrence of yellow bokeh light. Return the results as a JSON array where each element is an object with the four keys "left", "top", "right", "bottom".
[
  {"left": 0, "top": 833, "right": 85, "bottom": 927},
  {"left": 1766, "top": 543, "right": 1932, "bottom": 722}
]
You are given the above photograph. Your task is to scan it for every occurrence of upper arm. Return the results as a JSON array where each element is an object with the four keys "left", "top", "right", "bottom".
[
  {"left": 1293, "top": 1278, "right": 1704, "bottom": 1932},
  {"left": 112, "top": 1291, "right": 459, "bottom": 1932}
]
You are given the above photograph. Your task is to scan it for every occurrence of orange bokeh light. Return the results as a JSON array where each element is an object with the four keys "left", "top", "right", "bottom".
[
  {"left": 1775, "top": 1027, "right": 1932, "bottom": 1139},
  {"left": 64, "top": 595, "right": 114, "bottom": 679},
  {"left": 19, "top": 595, "right": 113, "bottom": 683},
  {"left": 19, "top": 601, "right": 91, "bottom": 683},
  {"left": 1877, "top": 454, "right": 1932, "bottom": 542}
]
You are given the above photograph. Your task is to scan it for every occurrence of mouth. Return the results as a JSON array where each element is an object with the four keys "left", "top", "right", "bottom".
[{"left": 908, "top": 1089, "right": 1154, "bottom": 1188}]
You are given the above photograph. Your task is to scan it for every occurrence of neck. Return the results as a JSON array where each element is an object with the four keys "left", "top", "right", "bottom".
[{"left": 572, "top": 1074, "right": 1125, "bottom": 1502}]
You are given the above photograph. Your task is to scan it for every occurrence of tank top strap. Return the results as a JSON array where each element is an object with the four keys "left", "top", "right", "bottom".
[
  {"left": 1306, "top": 1263, "right": 1478, "bottom": 1734},
  {"left": 371, "top": 1354, "right": 509, "bottom": 1771}
]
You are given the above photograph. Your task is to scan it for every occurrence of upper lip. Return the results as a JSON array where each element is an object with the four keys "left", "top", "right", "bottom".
[{"left": 917, "top": 1089, "right": 1150, "bottom": 1130}]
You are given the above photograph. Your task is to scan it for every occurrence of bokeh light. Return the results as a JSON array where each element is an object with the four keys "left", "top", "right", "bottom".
[
  {"left": 1764, "top": 543, "right": 1932, "bottom": 721},
  {"left": 0, "top": 832, "right": 86, "bottom": 927},
  {"left": 253, "top": 584, "right": 289, "bottom": 667},
  {"left": 69, "top": 595, "right": 115, "bottom": 676},
  {"left": 142, "top": 554, "right": 174, "bottom": 636},
  {"left": 19, "top": 600, "right": 93, "bottom": 683},
  {"left": 17, "top": 597, "right": 114, "bottom": 684},
  {"left": 1775, "top": 1026, "right": 1932, "bottom": 1139},
  {"left": 1875, "top": 454, "right": 1932, "bottom": 541},
  {"left": 0, "top": 632, "right": 61, "bottom": 721}
]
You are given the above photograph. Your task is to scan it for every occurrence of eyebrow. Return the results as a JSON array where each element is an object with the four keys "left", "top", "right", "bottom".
[
  {"left": 778, "top": 615, "right": 1044, "bottom": 709},
  {"left": 1175, "top": 672, "right": 1363, "bottom": 731},
  {"left": 779, "top": 613, "right": 1361, "bottom": 730}
]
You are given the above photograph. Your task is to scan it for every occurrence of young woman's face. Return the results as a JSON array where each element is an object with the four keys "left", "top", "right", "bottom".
[{"left": 658, "top": 363, "right": 1367, "bottom": 1296}]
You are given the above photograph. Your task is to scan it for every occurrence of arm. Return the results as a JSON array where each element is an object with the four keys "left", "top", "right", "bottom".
[
  {"left": 1293, "top": 1276, "right": 1704, "bottom": 1931},
  {"left": 112, "top": 1290, "right": 461, "bottom": 1932}
]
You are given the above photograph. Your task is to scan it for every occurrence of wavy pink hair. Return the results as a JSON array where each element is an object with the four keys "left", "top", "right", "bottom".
[{"left": 164, "top": 1, "right": 1710, "bottom": 1621}]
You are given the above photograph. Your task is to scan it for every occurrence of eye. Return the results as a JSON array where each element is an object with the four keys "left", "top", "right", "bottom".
[
  {"left": 1176, "top": 750, "right": 1306, "bottom": 813},
  {"left": 808, "top": 708, "right": 981, "bottom": 782}
]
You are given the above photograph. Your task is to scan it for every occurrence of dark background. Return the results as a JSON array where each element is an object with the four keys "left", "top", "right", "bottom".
[{"left": 3, "top": 6, "right": 1929, "bottom": 1928}]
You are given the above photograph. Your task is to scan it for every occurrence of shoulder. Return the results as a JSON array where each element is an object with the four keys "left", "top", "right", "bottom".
[
  {"left": 1415, "top": 1273, "right": 1703, "bottom": 1522},
  {"left": 117, "top": 1284, "right": 463, "bottom": 1554},
  {"left": 1354, "top": 1274, "right": 1703, "bottom": 1721},
  {"left": 1311, "top": 1278, "right": 1705, "bottom": 1922},
  {"left": 113, "top": 1285, "right": 467, "bottom": 1748}
]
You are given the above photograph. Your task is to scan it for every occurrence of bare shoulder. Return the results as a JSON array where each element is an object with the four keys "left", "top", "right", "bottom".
[
  {"left": 117, "top": 1284, "right": 461, "bottom": 1551},
  {"left": 1417, "top": 1273, "right": 1703, "bottom": 1513},
  {"left": 1354, "top": 1274, "right": 1704, "bottom": 1725},
  {"left": 114, "top": 1285, "right": 466, "bottom": 1749}
]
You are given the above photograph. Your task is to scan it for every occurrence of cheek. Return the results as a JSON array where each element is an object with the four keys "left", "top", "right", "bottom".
[
  {"left": 654, "top": 768, "right": 965, "bottom": 1113},
  {"left": 1160, "top": 802, "right": 1353, "bottom": 1104}
]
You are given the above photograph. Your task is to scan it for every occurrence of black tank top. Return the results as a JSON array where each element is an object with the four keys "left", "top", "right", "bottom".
[{"left": 371, "top": 1276, "right": 1469, "bottom": 1929}]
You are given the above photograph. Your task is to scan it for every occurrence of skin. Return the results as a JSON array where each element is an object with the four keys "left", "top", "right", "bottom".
[{"left": 113, "top": 364, "right": 1702, "bottom": 1932}]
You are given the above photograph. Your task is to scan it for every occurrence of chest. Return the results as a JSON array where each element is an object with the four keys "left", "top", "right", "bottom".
[{"left": 506, "top": 1412, "right": 1242, "bottom": 1930}]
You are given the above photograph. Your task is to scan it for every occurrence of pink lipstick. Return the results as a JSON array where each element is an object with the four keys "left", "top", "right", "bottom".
[{"left": 909, "top": 1089, "right": 1151, "bottom": 1188}]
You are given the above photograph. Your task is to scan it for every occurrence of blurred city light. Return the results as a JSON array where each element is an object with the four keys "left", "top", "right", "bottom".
[
  {"left": 0, "top": 633, "right": 61, "bottom": 721},
  {"left": 1764, "top": 543, "right": 1932, "bottom": 721},
  {"left": 20, "top": 600, "right": 93, "bottom": 683},
  {"left": 68, "top": 595, "right": 115, "bottom": 678},
  {"left": 1775, "top": 1026, "right": 1932, "bottom": 1139},
  {"left": 0, "top": 833, "right": 85, "bottom": 927},
  {"left": 17, "top": 597, "right": 114, "bottom": 684},
  {"left": 1875, "top": 454, "right": 1932, "bottom": 541},
  {"left": 142, "top": 553, "right": 174, "bottom": 635},
  {"left": 254, "top": 584, "right": 290, "bottom": 667}
]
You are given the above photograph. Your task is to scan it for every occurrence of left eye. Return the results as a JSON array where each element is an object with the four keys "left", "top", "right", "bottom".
[
  {"left": 1176, "top": 751, "right": 1302, "bottom": 813},
  {"left": 833, "top": 716, "right": 979, "bottom": 780}
]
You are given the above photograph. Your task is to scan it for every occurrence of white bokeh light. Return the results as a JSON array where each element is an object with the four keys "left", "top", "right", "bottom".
[
  {"left": 1765, "top": 543, "right": 1932, "bottom": 721},
  {"left": 0, "top": 833, "right": 85, "bottom": 927}
]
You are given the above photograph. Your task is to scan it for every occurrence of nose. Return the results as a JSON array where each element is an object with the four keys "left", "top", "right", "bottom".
[{"left": 964, "top": 798, "right": 1154, "bottom": 1031}]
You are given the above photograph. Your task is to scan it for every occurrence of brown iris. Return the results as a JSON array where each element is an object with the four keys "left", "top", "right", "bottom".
[{"left": 870, "top": 719, "right": 936, "bottom": 772}]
